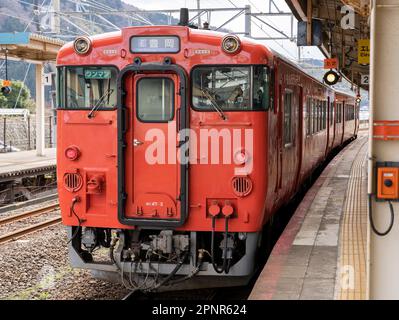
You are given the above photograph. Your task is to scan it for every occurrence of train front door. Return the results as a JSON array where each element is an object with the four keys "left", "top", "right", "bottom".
[{"left": 119, "top": 69, "right": 188, "bottom": 227}]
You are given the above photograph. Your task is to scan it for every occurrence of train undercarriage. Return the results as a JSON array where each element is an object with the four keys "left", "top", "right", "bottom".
[{"left": 68, "top": 227, "right": 262, "bottom": 292}]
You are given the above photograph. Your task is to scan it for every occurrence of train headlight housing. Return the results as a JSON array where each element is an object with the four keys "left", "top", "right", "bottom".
[
  {"left": 323, "top": 69, "right": 340, "bottom": 86},
  {"left": 222, "top": 34, "right": 241, "bottom": 54},
  {"left": 65, "top": 146, "right": 80, "bottom": 161},
  {"left": 356, "top": 95, "right": 362, "bottom": 104},
  {"left": 73, "top": 36, "right": 92, "bottom": 55}
]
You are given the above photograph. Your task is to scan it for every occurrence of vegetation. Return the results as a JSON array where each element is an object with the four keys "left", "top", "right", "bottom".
[{"left": 0, "top": 80, "right": 36, "bottom": 112}]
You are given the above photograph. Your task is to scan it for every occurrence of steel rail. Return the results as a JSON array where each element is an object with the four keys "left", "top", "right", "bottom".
[
  {"left": 0, "top": 203, "right": 59, "bottom": 226},
  {"left": 0, "top": 216, "right": 61, "bottom": 245}
]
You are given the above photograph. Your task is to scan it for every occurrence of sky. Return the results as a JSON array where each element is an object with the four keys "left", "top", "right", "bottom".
[{"left": 122, "top": 0, "right": 325, "bottom": 62}]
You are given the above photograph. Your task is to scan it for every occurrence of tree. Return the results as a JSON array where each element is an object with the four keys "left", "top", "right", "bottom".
[
  {"left": 0, "top": 93, "right": 7, "bottom": 107},
  {"left": 0, "top": 80, "right": 36, "bottom": 112}
]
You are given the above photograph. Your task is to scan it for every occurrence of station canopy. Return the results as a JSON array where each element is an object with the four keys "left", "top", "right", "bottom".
[
  {"left": 285, "top": 0, "right": 370, "bottom": 90},
  {"left": 0, "top": 32, "right": 64, "bottom": 62}
]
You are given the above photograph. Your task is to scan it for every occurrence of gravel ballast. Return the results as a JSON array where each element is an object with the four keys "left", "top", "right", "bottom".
[{"left": 0, "top": 204, "right": 130, "bottom": 300}]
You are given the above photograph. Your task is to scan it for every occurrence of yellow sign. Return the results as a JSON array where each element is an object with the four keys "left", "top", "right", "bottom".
[
  {"left": 358, "top": 39, "right": 370, "bottom": 65},
  {"left": 2, "top": 80, "right": 11, "bottom": 87}
]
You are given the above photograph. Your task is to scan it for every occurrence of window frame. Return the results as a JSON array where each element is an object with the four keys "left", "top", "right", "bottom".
[
  {"left": 57, "top": 65, "right": 119, "bottom": 111},
  {"left": 322, "top": 100, "right": 327, "bottom": 130},
  {"left": 329, "top": 101, "right": 334, "bottom": 126},
  {"left": 136, "top": 76, "right": 175, "bottom": 123},
  {"left": 306, "top": 97, "right": 312, "bottom": 137},
  {"left": 283, "top": 89, "right": 294, "bottom": 147},
  {"left": 190, "top": 64, "right": 271, "bottom": 112}
]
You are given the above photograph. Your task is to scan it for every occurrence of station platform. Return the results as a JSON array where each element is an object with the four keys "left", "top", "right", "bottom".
[
  {"left": 249, "top": 133, "right": 368, "bottom": 300},
  {"left": 0, "top": 148, "right": 56, "bottom": 182}
]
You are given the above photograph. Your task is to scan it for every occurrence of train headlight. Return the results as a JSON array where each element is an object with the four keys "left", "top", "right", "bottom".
[
  {"left": 356, "top": 95, "right": 361, "bottom": 104},
  {"left": 222, "top": 34, "right": 241, "bottom": 54},
  {"left": 323, "top": 70, "right": 340, "bottom": 86},
  {"left": 73, "top": 36, "right": 92, "bottom": 55}
]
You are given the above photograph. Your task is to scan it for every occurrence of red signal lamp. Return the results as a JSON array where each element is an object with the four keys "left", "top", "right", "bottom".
[{"left": 65, "top": 146, "right": 80, "bottom": 161}]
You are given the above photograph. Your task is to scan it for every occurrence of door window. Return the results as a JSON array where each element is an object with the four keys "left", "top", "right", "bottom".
[{"left": 137, "top": 78, "right": 174, "bottom": 122}]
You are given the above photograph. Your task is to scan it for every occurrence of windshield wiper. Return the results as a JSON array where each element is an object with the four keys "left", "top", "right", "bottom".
[
  {"left": 87, "top": 88, "right": 114, "bottom": 119},
  {"left": 201, "top": 89, "right": 227, "bottom": 120}
]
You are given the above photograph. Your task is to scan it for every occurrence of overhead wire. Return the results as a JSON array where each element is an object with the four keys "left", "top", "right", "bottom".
[
  {"left": 24, "top": 0, "right": 49, "bottom": 32},
  {"left": 225, "top": 0, "right": 298, "bottom": 61}
]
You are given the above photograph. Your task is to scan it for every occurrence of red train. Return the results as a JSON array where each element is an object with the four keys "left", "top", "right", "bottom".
[{"left": 56, "top": 17, "right": 359, "bottom": 291}]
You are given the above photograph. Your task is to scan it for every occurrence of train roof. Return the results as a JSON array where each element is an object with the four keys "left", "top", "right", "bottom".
[{"left": 58, "top": 25, "right": 356, "bottom": 98}]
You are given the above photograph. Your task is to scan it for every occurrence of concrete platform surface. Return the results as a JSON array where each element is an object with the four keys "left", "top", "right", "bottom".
[
  {"left": 0, "top": 148, "right": 56, "bottom": 180},
  {"left": 249, "top": 134, "right": 368, "bottom": 300}
]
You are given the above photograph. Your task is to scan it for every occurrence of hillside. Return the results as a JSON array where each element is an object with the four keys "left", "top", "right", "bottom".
[
  {"left": 0, "top": 0, "right": 179, "bottom": 101},
  {"left": 0, "top": 1, "right": 368, "bottom": 110}
]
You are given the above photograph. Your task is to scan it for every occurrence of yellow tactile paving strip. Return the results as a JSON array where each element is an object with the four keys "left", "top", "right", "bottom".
[{"left": 337, "top": 138, "right": 368, "bottom": 300}]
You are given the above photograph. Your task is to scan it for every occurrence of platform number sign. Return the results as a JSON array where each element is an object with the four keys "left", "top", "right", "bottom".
[
  {"left": 358, "top": 39, "right": 370, "bottom": 65},
  {"left": 43, "top": 73, "right": 53, "bottom": 86},
  {"left": 361, "top": 74, "right": 370, "bottom": 86}
]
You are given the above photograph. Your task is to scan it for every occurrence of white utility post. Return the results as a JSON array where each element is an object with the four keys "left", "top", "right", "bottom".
[
  {"left": 35, "top": 62, "right": 45, "bottom": 156},
  {"left": 369, "top": 0, "right": 399, "bottom": 299}
]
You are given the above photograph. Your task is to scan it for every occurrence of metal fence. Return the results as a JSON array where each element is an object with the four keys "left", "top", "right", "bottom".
[{"left": 0, "top": 115, "right": 55, "bottom": 152}]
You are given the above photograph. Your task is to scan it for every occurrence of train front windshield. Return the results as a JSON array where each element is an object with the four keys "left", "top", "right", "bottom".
[
  {"left": 58, "top": 66, "right": 118, "bottom": 109},
  {"left": 192, "top": 65, "right": 270, "bottom": 111}
]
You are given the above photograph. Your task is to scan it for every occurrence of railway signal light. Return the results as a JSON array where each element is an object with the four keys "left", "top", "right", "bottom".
[
  {"left": 323, "top": 69, "right": 340, "bottom": 86},
  {"left": 0, "top": 86, "right": 11, "bottom": 96}
]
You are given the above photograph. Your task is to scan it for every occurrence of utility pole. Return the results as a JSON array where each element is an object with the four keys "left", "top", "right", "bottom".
[
  {"left": 197, "top": 0, "right": 201, "bottom": 27},
  {"left": 33, "top": 0, "right": 40, "bottom": 32},
  {"left": 245, "top": 5, "right": 251, "bottom": 38},
  {"left": 52, "top": 0, "right": 60, "bottom": 34}
]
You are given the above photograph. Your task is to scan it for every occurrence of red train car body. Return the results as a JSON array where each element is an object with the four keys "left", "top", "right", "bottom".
[{"left": 56, "top": 25, "right": 359, "bottom": 290}]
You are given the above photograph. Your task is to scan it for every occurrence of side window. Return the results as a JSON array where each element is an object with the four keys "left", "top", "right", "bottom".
[
  {"left": 137, "top": 78, "right": 174, "bottom": 122},
  {"left": 312, "top": 99, "right": 316, "bottom": 134},
  {"left": 284, "top": 90, "right": 293, "bottom": 146},
  {"left": 348, "top": 104, "right": 354, "bottom": 120},
  {"left": 335, "top": 103, "right": 340, "bottom": 123},
  {"left": 306, "top": 97, "right": 312, "bottom": 136},
  {"left": 57, "top": 67, "right": 64, "bottom": 108},
  {"left": 317, "top": 100, "right": 321, "bottom": 132},
  {"left": 340, "top": 104, "right": 343, "bottom": 123},
  {"left": 314, "top": 100, "right": 318, "bottom": 133},
  {"left": 253, "top": 66, "right": 270, "bottom": 110},
  {"left": 330, "top": 102, "right": 334, "bottom": 126}
]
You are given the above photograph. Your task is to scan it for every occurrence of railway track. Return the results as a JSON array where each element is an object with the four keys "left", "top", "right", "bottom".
[
  {"left": 0, "top": 203, "right": 59, "bottom": 226},
  {"left": 0, "top": 203, "right": 60, "bottom": 245}
]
